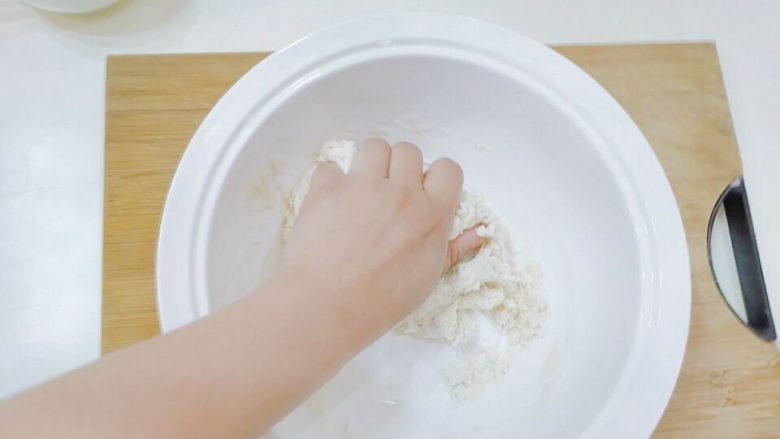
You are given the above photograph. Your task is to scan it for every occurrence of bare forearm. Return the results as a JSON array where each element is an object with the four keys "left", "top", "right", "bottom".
[
  {"left": 0, "top": 139, "right": 469, "bottom": 438},
  {"left": 0, "top": 272, "right": 366, "bottom": 438}
]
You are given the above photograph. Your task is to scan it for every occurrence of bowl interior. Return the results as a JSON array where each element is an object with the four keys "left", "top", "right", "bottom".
[{"left": 205, "top": 54, "right": 643, "bottom": 437}]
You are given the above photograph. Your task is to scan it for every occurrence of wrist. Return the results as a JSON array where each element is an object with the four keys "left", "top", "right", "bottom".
[{"left": 260, "top": 268, "right": 379, "bottom": 361}]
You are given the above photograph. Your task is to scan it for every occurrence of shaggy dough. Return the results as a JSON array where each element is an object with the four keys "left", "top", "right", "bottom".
[{"left": 283, "top": 139, "right": 547, "bottom": 400}]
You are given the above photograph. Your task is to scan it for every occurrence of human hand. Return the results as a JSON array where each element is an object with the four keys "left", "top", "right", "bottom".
[
  {"left": 279, "top": 139, "right": 482, "bottom": 343},
  {"left": 0, "top": 139, "right": 484, "bottom": 439}
]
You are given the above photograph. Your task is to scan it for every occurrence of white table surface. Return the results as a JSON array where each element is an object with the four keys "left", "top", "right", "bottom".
[{"left": 1, "top": 0, "right": 778, "bottom": 399}]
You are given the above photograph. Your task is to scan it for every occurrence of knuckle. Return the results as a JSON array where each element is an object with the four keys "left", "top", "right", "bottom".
[
  {"left": 361, "top": 137, "right": 391, "bottom": 153},
  {"left": 431, "top": 157, "right": 463, "bottom": 182},
  {"left": 393, "top": 141, "right": 422, "bottom": 158},
  {"left": 310, "top": 165, "right": 341, "bottom": 192},
  {"left": 441, "top": 157, "right": 462, "bottom": 175}
]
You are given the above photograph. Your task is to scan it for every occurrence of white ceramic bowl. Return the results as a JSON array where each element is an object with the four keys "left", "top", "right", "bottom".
[
  {"left": 157, "top": 15, "right": 690, "bottom": 438},
  {"left": 23, "top": 0, "right": 119, "bottom": 14}
]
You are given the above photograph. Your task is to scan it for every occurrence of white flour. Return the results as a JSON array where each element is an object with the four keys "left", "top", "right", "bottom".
[
  {"left": 283, "top": 139, "right": 547, "bottom": 400},
  {"left": 444, "top": 349, "right": 511, "bottom": 402}
]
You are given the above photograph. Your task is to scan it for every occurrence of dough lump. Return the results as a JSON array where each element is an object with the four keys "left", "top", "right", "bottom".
[{"left": 283, "top": 139, "right": 547, "bottom": 400}]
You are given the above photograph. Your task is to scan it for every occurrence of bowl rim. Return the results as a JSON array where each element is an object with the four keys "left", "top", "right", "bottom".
[{"left": 156, "top": 14, "right": 690, "bottom": 438}]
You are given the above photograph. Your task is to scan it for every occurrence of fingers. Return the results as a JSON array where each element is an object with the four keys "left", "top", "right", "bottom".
[
  {"left": 310, "top": 161, "right": 343, "bottom": 190},
  {"left": 389, "top": 141, "right": 423, "bottom": 187},
  {"left": 423, "top": 157, "right": 463, "bottom": 213},
  {"left": 445, "top": 227, "right": 485, "bottom": 271},
  {"left": 349, "top": 139, "right": 463, "bottom": 213},
  {"left": 349, "top": 138, "right": 391, "bottom": 177}
]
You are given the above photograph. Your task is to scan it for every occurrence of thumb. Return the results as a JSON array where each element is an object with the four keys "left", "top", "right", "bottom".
[{"left": 445, "top": 227, "right": 485, "bottom": 272}]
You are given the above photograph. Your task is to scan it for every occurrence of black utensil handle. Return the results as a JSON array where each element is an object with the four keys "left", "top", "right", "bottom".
[{"left": 708, "top": 177, "right": 775, "bottom": 341}]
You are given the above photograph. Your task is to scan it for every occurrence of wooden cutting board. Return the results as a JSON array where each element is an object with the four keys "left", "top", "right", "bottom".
[{"left": 103, "top": 44, "right": 780, "bottom": 437}]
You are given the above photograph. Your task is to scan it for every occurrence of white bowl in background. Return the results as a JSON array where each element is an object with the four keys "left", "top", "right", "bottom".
[
  {"left": 23, "top": 0, "right": 119, "bottom": 14},
  {"left": 156, "top": 14, "right": 690, "bottom": 439}
]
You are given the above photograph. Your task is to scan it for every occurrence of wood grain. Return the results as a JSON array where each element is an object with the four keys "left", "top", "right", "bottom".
[
  {"left": 556, "top": 44, "right": 780, "bottom": 438},
  {"left": 103, "top": 53, "right": 268, "bottom": 353},
  {"left": 103, "top": 45, "right": 780, "bottom": 437}
]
